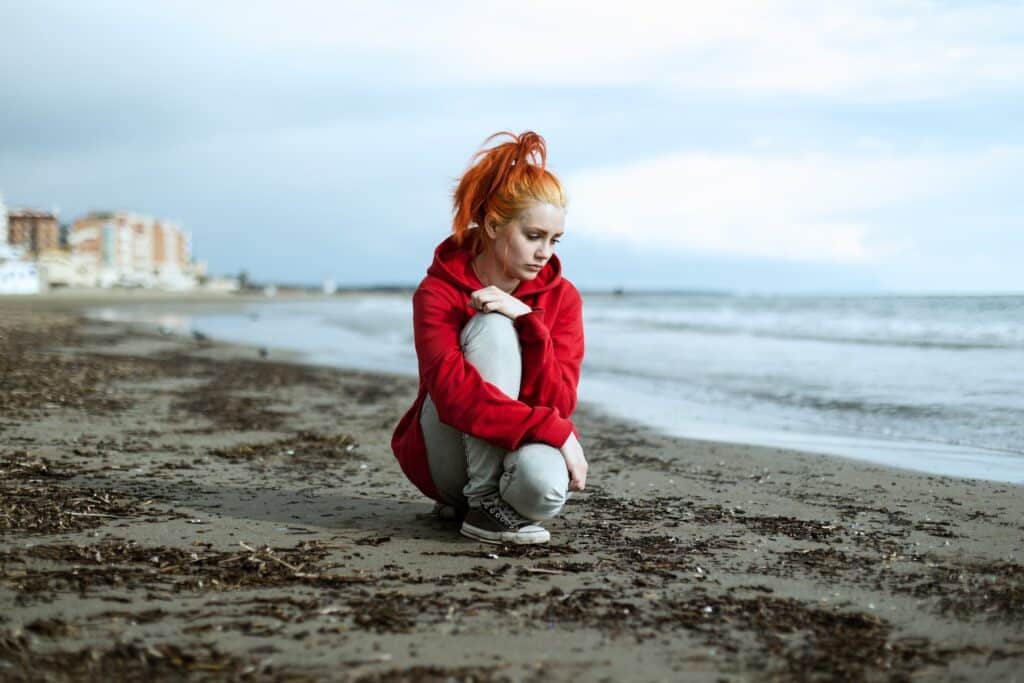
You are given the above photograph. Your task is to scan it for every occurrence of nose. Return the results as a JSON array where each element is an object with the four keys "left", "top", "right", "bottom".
[{"left": 537, "top": 241, "right": 554, "bottom": 260}]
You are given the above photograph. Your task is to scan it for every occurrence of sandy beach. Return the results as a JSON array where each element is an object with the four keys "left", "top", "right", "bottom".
[{"left": 1, "top": 295, "right": 1022, "bottom": 682}]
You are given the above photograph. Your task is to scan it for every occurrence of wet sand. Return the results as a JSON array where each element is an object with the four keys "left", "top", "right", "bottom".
[{"left": 1, "top": 296, "right": 1022, "bottom": 682}]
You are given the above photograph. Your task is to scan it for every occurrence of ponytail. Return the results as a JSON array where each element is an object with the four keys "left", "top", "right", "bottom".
[{"left": 451, "top": 131, "right": 566, "bottom": 251}]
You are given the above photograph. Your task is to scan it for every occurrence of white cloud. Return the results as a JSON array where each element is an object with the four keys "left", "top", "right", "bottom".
[
  {"left": 5, "top": 1, "right": 1021, "bottom": 104},
  {"left": 186, "top": 0, "right": 1024, "bottom": 99},
  {"left": 565, "top": 147, "right": 1020, "bottom": 262}
]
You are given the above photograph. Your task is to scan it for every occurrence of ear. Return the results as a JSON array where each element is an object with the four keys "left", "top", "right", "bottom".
[{"left": 484, "top": 217, "right": 500, "bottom": 240}]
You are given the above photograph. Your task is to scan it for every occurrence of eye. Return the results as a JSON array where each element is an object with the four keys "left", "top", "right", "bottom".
[{"left": 551, "top": 238, "right": 561, "bottom": 245}]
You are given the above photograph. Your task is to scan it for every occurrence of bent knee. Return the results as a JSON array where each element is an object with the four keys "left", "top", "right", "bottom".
[
  {"left": 460, "top": 312, "right": 517, "bottom": 348},
  {"left": 504, "top": 444, "right": 569, "bottom": 520}
]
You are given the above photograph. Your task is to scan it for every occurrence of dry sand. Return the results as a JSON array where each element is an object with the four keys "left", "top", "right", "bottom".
[{"left": 1, "top": 295, "right": 1022, "bottom": 682}]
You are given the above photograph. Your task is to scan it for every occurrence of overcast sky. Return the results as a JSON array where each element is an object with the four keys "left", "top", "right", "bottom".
[{"left": 2, "top": 1, "right": 1022, "bottom": 293}]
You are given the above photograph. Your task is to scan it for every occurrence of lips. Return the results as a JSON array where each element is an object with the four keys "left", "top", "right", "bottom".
[{"left": 525, "top": 264, "right": 544, "bottom": 271}]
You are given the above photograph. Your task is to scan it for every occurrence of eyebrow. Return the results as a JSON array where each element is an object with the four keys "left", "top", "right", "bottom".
[{"left": 523, "top": 225, "right": 565, "bottom": 237}]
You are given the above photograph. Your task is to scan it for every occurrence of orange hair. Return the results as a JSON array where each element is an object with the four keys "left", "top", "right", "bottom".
[{"left": 451, "top": 131, "right": 567, "bottom": 252}]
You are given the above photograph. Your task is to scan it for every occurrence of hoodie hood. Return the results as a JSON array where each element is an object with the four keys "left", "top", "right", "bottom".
[{"left": 426, "top": 230, "right": 563, "bottom": 298}]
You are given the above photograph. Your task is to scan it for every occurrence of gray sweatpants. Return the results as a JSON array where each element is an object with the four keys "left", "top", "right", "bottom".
[{"left": 420, "top": 312, "right": 570, "bottom": 521}]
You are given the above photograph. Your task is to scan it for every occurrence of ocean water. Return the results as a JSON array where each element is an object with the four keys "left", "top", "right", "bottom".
[{"left": 89, "top": 293, "right": 1024, "bottom": 484}]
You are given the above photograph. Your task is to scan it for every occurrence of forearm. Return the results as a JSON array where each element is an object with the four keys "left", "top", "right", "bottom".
[
  {"left": 514, "top": 311, "right": 581, "bottom": 416},
  {"left": 424, "top": 353, "right": 574, "bottom": 450}
]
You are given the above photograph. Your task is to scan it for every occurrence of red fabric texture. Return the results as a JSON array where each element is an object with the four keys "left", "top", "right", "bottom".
[{"left": 391, "top": 231, "right": 585, "bottom": 501}]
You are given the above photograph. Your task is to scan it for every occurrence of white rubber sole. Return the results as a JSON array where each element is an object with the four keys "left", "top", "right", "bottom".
[{"left": 460, "top": 523, "right": 550, "bottom": 545}]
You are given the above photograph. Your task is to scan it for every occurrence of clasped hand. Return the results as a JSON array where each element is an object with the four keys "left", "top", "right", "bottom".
[
  {"left": 561, "top": 432, "right": 588, "bottom": 491},
  {"left": 469, "top": 286, "right": 531, "bottom": 320}
]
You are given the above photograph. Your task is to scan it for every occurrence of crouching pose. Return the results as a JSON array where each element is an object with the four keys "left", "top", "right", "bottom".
[{"left": 391, "top": 130, "right": 587, "bottom": 545}]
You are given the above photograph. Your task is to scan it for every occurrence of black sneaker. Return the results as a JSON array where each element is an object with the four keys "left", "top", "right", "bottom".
[
  {"left": 460, "top": 495, "right": 550, "bottom": 545},
  {"left": 431, "top": 501, "right": 467, "bottom": 523}
]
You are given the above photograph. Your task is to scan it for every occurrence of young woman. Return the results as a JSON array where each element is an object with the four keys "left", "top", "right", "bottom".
[{"left": 391, "top": 131, "right": 587, "bottom": 545}]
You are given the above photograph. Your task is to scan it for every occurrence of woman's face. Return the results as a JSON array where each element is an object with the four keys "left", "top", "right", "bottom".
[{"left": 488, "top": 202, "right": 566, "bottom": 281}]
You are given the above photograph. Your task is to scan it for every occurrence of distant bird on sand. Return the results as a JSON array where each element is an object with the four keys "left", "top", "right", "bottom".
[
  {"left": 258, "top": 347, "right": 269, "bottom": 359},
  {"left": 192, "top": 330, "right": 208, "bottom": 342}
]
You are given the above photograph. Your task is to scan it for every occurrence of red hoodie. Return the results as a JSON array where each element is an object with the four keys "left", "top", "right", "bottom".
[{"left": 391, "top": 232, "right": 585, "bottom": 501}]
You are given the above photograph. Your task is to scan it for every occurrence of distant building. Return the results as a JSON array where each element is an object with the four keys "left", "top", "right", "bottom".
[
  {"left": 204, "top": 276, "right": 241, "bottom": 293},
  {"left": 36, "top": 250, "right": 92, "bottom": 289},
  {"left": 7, "top": 209, "right": 60, "bottom": 257},
  {"left": 0, "top": 260, "right": 41, "bottom": 294},
  {"left": 0, "top": 194, "right": 7, "bottom": 246},
  {"left": 70, "top": 210, "right": 201, "bottom": 289},
  {"left": 0, "top": 197, "right": 43, "bottom": 294},
  {"left": 1, "top": 196, "right": 210, "bottom": 293}
]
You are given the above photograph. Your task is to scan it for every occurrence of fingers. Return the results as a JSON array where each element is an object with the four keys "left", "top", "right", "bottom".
[
  {"left": 470, "top": 289, "right": 500, "bottom": 312},
  {"left": 471, "top": 291, "right": 517, "bottom": 317},
  {"left": 562, "top": 441, "right": 588, "bottom": 493},
  {"left": 470, "top": 288, "right": 530, "bottom": 319},
  {"left": 471, "top": 286, "right": 501, "bottom": 300},
  {"left": 567, "top": 461, "right": 587, "bottom": 491}
]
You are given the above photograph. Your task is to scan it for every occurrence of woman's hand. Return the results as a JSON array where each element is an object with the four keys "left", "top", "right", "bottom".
[
  {"left": 469, "top": 286, "right": 532, "bottom": 320},
  {"left": 560, "top": 432, "right": 588, "bottom": 491}
]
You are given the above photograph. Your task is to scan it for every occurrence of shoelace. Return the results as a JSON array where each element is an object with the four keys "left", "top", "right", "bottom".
[{"left": 483, "top": 497, "right": 529, "bottom": 529}]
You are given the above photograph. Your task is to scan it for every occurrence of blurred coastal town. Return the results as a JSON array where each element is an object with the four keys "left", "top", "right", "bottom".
[{"left": 0, "top": 192, "right": 242, "bottom": 295}]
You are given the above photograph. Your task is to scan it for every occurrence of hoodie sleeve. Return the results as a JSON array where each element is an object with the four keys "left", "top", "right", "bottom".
[
  {"left": 513, "top": 284, "right": 584, "bottom": 418},
  {"left": 413, "top": 281, "right": 575, "bottom": 451}
]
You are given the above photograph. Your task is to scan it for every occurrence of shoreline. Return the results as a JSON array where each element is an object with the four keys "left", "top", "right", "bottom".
[
  {"left": 1, "top": 301, "right": 1023, "bottom": 681},
  {"left": 41, "top": 290, "right": 1024, "bottom": 487}
]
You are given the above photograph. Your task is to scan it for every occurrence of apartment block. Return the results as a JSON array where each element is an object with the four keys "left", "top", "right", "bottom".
[
  {"left": 70, "top": 211, "right": 197, "bottom": 289},
  {"left": 7, "top": 209, "right": 60, "bottom": 257}
]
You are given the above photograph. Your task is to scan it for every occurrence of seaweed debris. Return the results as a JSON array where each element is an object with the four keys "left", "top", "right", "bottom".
[
  {"left": 888, "top": 558, "right": 1024, "bottom": 622},
  {"left": 1, "top": 451, "right": 181, "bottom": 536},
  {"left": 0, "top": 313, "right": 130, "bottom": 417},
  {"left": 352, "top": 665, "right": 510, "bottom": 683},
  {"left": 209, "top": 431, "right": 359, "bottom": 464},
  {"left": 3, "top": 538, "right": 370, "bottom": 597},
  {"left": 0, "top": 631, "right": 317, "bottom": 682},
  {"left": 168, "top": 356, "right": 336, "bottom": 432},
  {"left": 773, "top": 548, "right": 878, "bottom": 578},
  {"left": 740, "top": 515, "right": 842, "bottom": 542}
]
